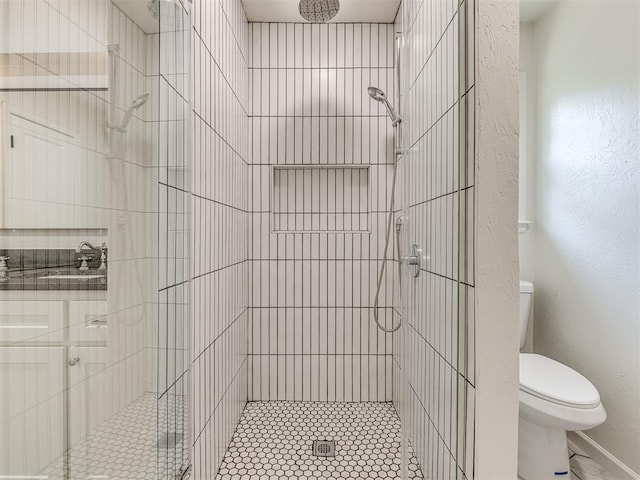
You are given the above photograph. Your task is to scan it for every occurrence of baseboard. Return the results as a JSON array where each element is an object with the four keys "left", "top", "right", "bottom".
[{"left": 567, "top": 431, "right": 640, "bottom": 480}]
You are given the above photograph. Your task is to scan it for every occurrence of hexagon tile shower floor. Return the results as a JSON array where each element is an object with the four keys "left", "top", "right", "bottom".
[{"left": 215, "top": 402, "right": 424, "bottom": 479}]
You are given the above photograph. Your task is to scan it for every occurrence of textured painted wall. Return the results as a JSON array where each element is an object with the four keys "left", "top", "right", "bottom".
[
  {"left": 474, "top": 0, "right": 520, "bottom": 477},
  {"left": 533, "top": 0, "right": 640, "bottom": 473},
  {"left": 190, "top": 0, "right": 250, "bottom": 476},
  {"left": 247, "top": 22, "right": 398, "bottom": 402}
]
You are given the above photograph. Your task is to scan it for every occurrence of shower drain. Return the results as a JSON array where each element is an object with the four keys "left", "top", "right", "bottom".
[
  {"left": 157, "top": 432, "right": 183, "bottom": 449},
  {"left": 312, "top": 440, "right": 336, "bottom": 457}
]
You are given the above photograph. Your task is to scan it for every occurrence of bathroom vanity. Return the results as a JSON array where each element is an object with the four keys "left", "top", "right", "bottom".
[{"left": 0, "top": 247, "right": 109, "bottom": 475}]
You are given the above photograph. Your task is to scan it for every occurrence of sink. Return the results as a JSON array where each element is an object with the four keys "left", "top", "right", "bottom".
[{"left": 39, "top": 274, "right": 106, "bottom": 280}]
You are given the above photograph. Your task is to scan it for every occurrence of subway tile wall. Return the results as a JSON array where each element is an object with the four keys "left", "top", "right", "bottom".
[
  {"left": 190, "top": 0, "right": 250, "bottom": 477},
  {"left": 247, "top": 23, "right": 399, "bottom": 402},
  {"left": 395, "top": 0, "right": 476, "bottom": 478}
]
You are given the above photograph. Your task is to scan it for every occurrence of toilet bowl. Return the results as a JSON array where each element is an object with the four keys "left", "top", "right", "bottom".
[
  {"left": 518, "top": 353, "right": 606, "bottom": 479},
  {"left": 518, "top": 282, "right": 606, "bottom": 480}
]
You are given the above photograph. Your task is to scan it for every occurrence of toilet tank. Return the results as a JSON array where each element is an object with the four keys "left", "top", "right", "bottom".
[{"left": 519, "top": 280, "right": 534, "bottom": 349}]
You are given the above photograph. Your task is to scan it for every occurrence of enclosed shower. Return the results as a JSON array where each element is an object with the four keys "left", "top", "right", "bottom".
[
  {"left": 193, "top": 0, "right": 477, "bottom": 474},
  {"left": 0, "top": 0, "right": 482, "bottom": 478}
]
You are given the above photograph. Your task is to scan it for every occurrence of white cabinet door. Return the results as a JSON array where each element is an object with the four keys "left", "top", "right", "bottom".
[
  {"left": 0, "top": 346, "right": 65, "bottom": 478},
  {"left": 67, "top": 345, "right": 112, "bottom": 478},
  {"left": 67, "top": 346, "right": 109, "bottom": 445},
  {"left": 0, "top": 300, "right": 65, "bottom": 343}
]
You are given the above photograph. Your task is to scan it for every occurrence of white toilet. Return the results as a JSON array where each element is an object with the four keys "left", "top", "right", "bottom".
[{"left": 518, "top": 281, "right": 606, "bottom": 480}]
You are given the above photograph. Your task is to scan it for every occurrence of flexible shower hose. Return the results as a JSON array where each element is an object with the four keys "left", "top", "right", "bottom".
[{"left": 372, "top": 154, "right": 403, "bottom": 333}]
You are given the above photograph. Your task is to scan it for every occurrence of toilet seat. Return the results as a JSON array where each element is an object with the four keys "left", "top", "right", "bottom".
[{"left": 520, "top": 353, "right": 600, "bottom": 408}]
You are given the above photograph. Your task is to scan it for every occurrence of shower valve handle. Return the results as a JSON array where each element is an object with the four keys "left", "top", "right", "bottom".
[{"left": 407, "top": 244, "right": 422, "bottom": 277}]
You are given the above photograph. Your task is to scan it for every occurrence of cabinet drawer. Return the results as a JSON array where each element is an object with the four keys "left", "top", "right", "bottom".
[{"left": 0, "top": 301, "right": 64, "bottom": 343}]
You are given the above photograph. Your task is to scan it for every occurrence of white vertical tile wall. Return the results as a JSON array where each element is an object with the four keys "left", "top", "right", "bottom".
[
  {"left": 190, "top": 0, "right": 250, "bottom": 477},
  {"left": 248, "top": 23, "right": 398, "bottom": 402},
  {"left": 396, "top": 0, "right": 476, "bottom": 478}
]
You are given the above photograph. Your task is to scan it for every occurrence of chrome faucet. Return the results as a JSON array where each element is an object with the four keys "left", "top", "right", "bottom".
[
  {"left": 76, "top": 241, "right": 96, "bottom": 271},
  {"left": 76, "top": 241, "right": 97, "bottom": 253},
  {"left": 75, "top": 241, "right": 107, "bottom": 271},
  {"left": 0, "top": 256, "right": 9, "bottom": 281},
  {"left": 98, "top": 243, "right": 107, "bottom": 271}
]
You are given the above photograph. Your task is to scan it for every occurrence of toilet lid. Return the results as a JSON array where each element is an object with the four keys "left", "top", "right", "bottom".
[{"left": 520, "top": 354, "right": 601, "bottom": 409}]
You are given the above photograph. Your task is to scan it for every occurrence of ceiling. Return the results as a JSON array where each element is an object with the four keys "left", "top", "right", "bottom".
[
  {"left": 520, "top": 0, "right": 559, "bottom": 23},
  {"left": 113, "top": 0, "right": 400, "bottom": 33},
  {"left": 112, "top": 0, "right": 161, "bottom": 33},
  {"left": 113, "top": 0, "right": 556, "bottom": 35},
  {"left": 241, "top": 0, "right": 401, "bottom": 23}
]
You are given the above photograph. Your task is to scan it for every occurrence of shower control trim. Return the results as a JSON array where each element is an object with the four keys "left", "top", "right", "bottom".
[{"left": 407, "top": 243, "right": 422, "bottom": 277}]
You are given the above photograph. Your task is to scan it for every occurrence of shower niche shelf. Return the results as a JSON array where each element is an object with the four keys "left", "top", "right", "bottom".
[{"left": 271, "top": 165, "right": 370, "bottom": 233}]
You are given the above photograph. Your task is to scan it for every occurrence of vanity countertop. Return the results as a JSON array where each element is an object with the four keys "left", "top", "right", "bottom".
[
  {"left": 0, "top": 268, "right": 107, "bottom": 291},
  {"left": 0, "top": 249, "right": 107, "bottom": 291}
]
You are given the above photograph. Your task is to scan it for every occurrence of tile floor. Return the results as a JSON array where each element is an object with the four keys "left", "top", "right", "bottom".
[
  {"left": 215, "top": 401, "right": 424, "bottom": 479},
  {"left": 569, "top": 448, "right": 616, "bottom": 480},
  {"left": 39, "top": 392, "right": 188, "bottom": 479},
  {"left": 515, "top": 447, "right": 615, "bottom": 480},
  {"left": 33, "top": 395, "right": 616, "bottom": 480}
]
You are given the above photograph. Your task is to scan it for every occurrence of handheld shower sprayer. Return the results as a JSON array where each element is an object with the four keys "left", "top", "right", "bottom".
[
  {"left": 367, "top": 87, "right": 401, "bottom": 127},
  {"left": 108, "top": 93, "right": 150, "bottom": 133},
  {"left": 369, "top": 86, "right": 403, "bottom": 333},
  {"left": 120, "top": 93, "right": 150, "bottom": 130}
]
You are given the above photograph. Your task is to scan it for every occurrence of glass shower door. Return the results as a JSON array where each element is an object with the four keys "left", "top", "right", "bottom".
[
  {"left": 0, "top": 0, "right": 190, "bottom": 478},
  {"left": 0, "top": 1, "right": 114, "bottom": 477}
]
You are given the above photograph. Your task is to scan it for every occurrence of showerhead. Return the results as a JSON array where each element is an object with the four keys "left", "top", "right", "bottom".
[
  {"left": 131, "top": 93, "right": 151, "bottom": 109},
  {"left": 118, "top": 93, "right": 151, "bottom": 131},
  {"left": 299, "top": 0, "right": 340, "bottom": 23},
  {"left": 147, "top": 0, "right": 182, "bottom": 20},
  {"left": 367, "top": 86, "right": 386, "bottom": 102},
  {"left": 368, "top": 86, "right": 401, "bottom": 127}
]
